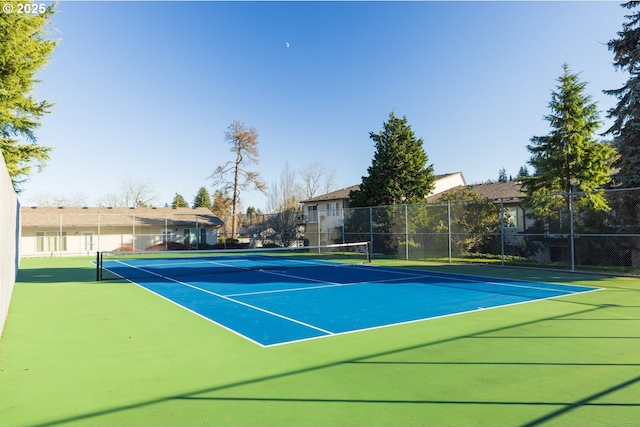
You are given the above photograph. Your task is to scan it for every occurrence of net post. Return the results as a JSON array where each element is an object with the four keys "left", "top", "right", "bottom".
[
  {"left": 366, "top": 242, "right": 372, "bottom": 263},
  {"left": 96, "top": 251, "right": 102, "bottom": 281}
]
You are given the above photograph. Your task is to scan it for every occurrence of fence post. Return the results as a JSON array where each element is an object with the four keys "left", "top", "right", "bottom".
[
  {"left": 59, "top": 213, "right": 62, "bottom": 257},
  {"left": 317, "top": 210, "right": 321, "bottom": 247},
  {"left": 404, "top": 204, "right": 409, "bottom": 260},
  {"left": 569, "top": 190, "right": 575, "bottom": 272},
  {"left": 341, "top": 207, "right": 345, "bottom": 244},
  {"left": 369, "top": 207, "right": 373, "bottom": 253},
  {"left": 98, "top": 214, "right": 101, "bottom": 254},
  {"left": 500, "top": 198, "right": 505, "bottom": 267},
  {"left": 447, "top": 201, "right": 452, "bottom": 263}
]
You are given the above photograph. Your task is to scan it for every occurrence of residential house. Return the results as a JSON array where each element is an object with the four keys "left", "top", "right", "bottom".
[
  {"left": 300, "top": 172, "right": 467, "bottom": 245},
  {"left": 429, "top": 180, "right": 527, "bottom": 230},
  {"left": 467, "top": 181, "right": 527, "bottom": 230},
  {"left": 20, "top": 206, "right": 224, "bottom": 257},
  {"left": 427, "top": 180, "right": 528, "bottom": 256}
]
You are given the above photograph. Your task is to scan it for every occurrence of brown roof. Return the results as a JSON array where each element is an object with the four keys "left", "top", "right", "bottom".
[
  {"left": 300, "top": 173, "right": 465, "bottom": 204},
  {"left": 428, "top": 180, "right": 525, "bottom": 202},
  {"left": 300, "top": 185, "right": 361, "bottom": 203},
  {"left": 469, "top": 181, "right": 525, "bottom": 200},
  {"left": 20, "top": 207, "right": 224, "bottom": 228}
]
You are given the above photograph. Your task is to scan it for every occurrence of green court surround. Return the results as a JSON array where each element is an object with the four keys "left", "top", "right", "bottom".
[{"left": 1, "top": 257, "right": 639, "bottom": 427}]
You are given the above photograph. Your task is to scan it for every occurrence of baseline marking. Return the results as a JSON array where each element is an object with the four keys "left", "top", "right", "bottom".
[{"left": 340, "top": 264, "right": 595, "bottom": 294}]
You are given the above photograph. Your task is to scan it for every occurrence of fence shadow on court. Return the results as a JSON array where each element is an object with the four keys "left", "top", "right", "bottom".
[
  {"left": 21, "top": 289, "right": 640, "bottom": 427},
  {"left": 17, "top": 266, "right": 98, "bottom": 284}
]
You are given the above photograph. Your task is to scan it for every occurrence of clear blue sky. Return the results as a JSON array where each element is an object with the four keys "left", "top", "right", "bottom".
[{"left": 22, "top": 1, "right": 630, "bottom": 211}]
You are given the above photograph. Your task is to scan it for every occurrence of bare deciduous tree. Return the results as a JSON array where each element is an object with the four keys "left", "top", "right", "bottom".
[
  {"left": 263, "top": 163, "right": 306, "bottom": 247},
  {"left": 97, "top": 177, "right": 159, "bottom": 207},
  {"left": 299, "top": 161, "right": 336, "bottom": 200},
  {"left": 209, "top": 121, "right": 267, "bottom": 237},
  {"left": 29, "top": 192, "right": 90, "bottom": 207},
  {"left": 267, "top": 162, "right": 301, "bottom": 212}
]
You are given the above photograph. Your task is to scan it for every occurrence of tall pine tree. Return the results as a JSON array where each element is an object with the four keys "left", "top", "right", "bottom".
[
  {"left": 604, "top": 2, "right": 640, "bottom": 266},
  {"left": 171, "top": 193, "right": 188, "bottom": 208},
  {"left": 0, "top": 3, "right": 58, "bottom": 191},
  {"left": 350, "top": 112, "right": 435, "bottom": 207},
  {"left": 347, "top": 112, "right": 435, "bottom": 255},
  {"left": 192, "top": 186, "right": 212, "bottom": 209},
  {"left": 522, "top": 64, "right": 616, "bottom": 215},
  {"left": 605, "top": 1, "right": 640, "bottom": 188}
]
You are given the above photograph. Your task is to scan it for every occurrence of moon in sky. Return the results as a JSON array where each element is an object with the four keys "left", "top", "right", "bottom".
[{"left": 285, "top": 42, "right": 290, "bottom": 48}]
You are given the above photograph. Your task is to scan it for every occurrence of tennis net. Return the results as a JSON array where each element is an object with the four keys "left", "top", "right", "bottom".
[{"left": 96, "top": 241, "right": 371, "bottom": 281}]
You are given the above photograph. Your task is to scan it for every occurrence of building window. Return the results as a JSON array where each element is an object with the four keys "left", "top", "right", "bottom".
[
  {"left": 327, "top": 202, "right": 339, "bottom": 217},
  {"left": 184, "top": 228, "right": 206, "bottom": 245},
  {"left": 35, "top": 231, "right": 67, "bottom": 252},
  {"left": 161, "top": 229, "right": 174, "bottom": 243},
  {"left": 504, "top": 207, "right": 523, "bottom": 228},
  {"left": 307, "top": 205, "right": 318, "bottom": 223},
  {"left": 82, "top": 232, "right": 95, "bottom": 252}
]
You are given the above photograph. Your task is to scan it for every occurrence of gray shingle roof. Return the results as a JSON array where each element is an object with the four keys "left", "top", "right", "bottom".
[
  {"left": 21, "top": 207, "right": 224, "bottom": 228},
  {"left": 300, "top": 185, "right": 361, "bottom": 203},
  {"left": 427, "top": 181, "right": 525, "bottom": 202},
  {"left": 300, "top": 173, "right": 466, "bottom": 204},
  {"left": 468, "top": 181, "right": 525, "bottom": 200}
]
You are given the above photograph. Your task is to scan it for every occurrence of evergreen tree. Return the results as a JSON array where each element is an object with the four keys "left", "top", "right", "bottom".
[
  {"left": 246, "top": 206, "right": 261, "bottom": 216},
  {"left": 604, "top": 1, "right": 640, "bottom": 188},
  {"left": 192, "top": 186, "right": 212, "bottom": 209},
  {"left": 347, "top": 112, "right": 435, "bottom": 254},
  {"left": 171, "top": 193, "right": 188, "bottom": 208},
  {"left": 522, "top": 64, "right": 616, "bottom": 215},
  {"left": 517, "top": 165, "right": 530, "bottom": 179},
  {"left": 498, "top": 168, "right": 508, "bottom": 183},
  {"left": 349, "top": 112, "right": 435, "bottom": 207},
  {"left": 604, "top": 2, "right": 640, "bottom": 266},
  {"left": 0, "top": 3, "right": 58, "bottom": 191}
]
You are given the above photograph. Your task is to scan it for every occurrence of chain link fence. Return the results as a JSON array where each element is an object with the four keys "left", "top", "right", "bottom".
[
  {"left": 218, "top": 209, "right": 307, "bottom": 248},
  {"left": 21, "top": 187, "right": 640, "bottom": 277},
  {"left": 20, "top": 208, "right": 223, "bottom": 256},
  {"left": 298, "top": 187, "right": 640, "bottom": 277}
]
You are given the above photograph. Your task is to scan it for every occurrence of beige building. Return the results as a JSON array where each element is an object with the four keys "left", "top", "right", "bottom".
[
  {"left": 20, "top": 206, "right": 224, "bottom": 257},
  {"left": 428, "top": 180, "right": 527, "bottom": 230},
  {"left": 300, "top": 172, "right": 467, "bottom": 245}
]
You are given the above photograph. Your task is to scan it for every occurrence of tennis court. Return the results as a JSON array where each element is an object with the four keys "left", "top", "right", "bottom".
[
  {"left": 98, "top": 245, "right": 598, "bottom": 347},
  {"left": 2, "top": 256, "right": 640, "bottom": 427}
]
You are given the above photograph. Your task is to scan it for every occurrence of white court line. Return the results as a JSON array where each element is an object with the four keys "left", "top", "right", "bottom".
[
  {"left": 110, "top": 260, "right": 335, "bottom": 336},
  {"left": 229, "top": 267, "right": 583, "bottom": 299},
  {"left": 110, "top": 257, "right": 590, "bottom": 300},
  {"left": 156, "top": 255, "right": 589, "bottom": 298},
  {"left": 104, "top": 259, "right": 602, "bottom": 348},
  {"left": 226, "top": 275, "right": 413, "bottom": 297},
  {"left": 339, "top": 263, "right": 596, "bottom": 295},
  {"left": 225, "top": 260, "right": 588, "bottom": 298},
  {"left": 263, "top": 286, "right": 603, "bottom": 348}
]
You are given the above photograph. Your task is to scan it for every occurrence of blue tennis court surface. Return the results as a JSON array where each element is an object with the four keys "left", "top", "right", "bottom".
[{"left": 102, "top": 256, "right": 599, "bottom": 347}]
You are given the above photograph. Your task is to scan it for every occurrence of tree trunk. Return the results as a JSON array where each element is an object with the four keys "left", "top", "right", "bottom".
[{"left": 231, "top": 155, "right": 241, "bottom": 238}]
